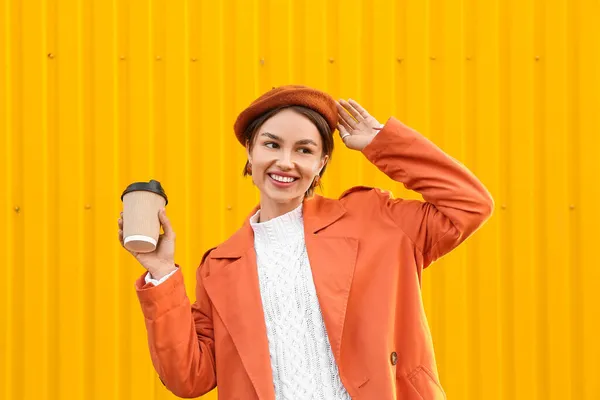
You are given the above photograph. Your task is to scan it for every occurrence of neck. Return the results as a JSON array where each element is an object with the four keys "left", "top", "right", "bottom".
[{"left": 258, "top": 197, "right": 304, "bottom": 222}]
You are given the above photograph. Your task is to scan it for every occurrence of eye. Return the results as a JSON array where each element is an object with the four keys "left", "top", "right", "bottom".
[
  {"left": 298, "top": 147, "right": 313, "bottom": 154},
  {"left": 264, "top": 142, "right": 279, "bottom": 149}
]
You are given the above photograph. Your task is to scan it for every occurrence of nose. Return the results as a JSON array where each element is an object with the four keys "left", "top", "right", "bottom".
[{"left": 276, "top": 151, "right": 295, "bottom": 170}]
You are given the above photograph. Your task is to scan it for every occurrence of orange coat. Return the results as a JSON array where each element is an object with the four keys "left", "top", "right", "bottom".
[{"left": 136, "top": 117, "right": 494, "bottom": 399}]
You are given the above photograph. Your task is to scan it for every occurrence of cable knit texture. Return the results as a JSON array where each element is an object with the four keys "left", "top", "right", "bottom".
[{"left": 250, "top": 204, "right": 351, "bottom": 400}]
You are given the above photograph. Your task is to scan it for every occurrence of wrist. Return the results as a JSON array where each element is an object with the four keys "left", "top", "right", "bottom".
[
  {"left": 357, "top": 135, "right": 377, "bottom": 151},
  {"left": 148, "top": 263, "right": 177, "bottom": 280}
]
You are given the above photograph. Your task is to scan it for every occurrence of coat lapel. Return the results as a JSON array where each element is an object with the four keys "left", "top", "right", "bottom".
[
  {"left": 203, "top": 214, "right": 276, "bottom": 400},
  {"left": 303, "top": 196, "right": 360, "bottom": 387},
  {"left": 203, "top": 196, "right": 359, "bottom": 399}
]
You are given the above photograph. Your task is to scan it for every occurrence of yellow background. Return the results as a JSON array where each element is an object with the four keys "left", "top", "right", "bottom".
[{"left": 2, "top": 0, "right": 599, "bottom": 399}]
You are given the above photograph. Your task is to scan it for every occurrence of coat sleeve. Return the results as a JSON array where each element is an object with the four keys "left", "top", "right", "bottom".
[
  {"left": 361, "top": 117, "right": 494, "bottom": 268},
  {"left": 135, "top": 251, "right": 217, "bottom": 398}
]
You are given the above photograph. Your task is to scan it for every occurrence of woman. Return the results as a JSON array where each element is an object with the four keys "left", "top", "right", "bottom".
[{"left": 118, "top": 85, "right": 494, "bottom": 399}]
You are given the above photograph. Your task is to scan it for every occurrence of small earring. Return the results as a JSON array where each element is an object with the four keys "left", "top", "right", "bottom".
[
  {"left": 246, "top": 163, "right": 252, "bottom": 175},
  {"left": 312, "top": 175, "right": 320, "bottom": 188}
]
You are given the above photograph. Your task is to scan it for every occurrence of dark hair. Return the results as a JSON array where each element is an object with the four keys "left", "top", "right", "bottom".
[{"left": 242, "top": 105, "right": 334, "bottom": 197}]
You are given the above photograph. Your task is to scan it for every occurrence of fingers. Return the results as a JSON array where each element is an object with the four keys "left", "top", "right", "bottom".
[
  {"left": 158, "top": 208, "right": 175, "bottom": 240},
  {"left": 118, "top": 213, "right": 124, "bottom": 245},
  {"left": 118, "top": 220, "right": 125, "bottom": 247},
  {"left": 339, "top": 99, "right": 363, "bottom": 122},
  {"left": 337, "top": 123, "right": 350, "bottom": 142},
  {"left": 336, "top": 102, "right": 357, "bottom": 130},
  {"left": 347, "top": 99, "right": 371, "bottom": 119},
  {"left": 338, "top": 113, "right": 353, "bottom": 132}
]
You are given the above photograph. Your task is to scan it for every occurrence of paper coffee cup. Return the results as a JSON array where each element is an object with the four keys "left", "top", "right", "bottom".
[{"left": 121, "top": 179, "right": 168, "bottom": 253}]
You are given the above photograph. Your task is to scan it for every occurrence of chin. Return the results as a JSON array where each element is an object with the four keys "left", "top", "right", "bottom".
[
  {"left": 271, "top": 192, "right": 303, "bottom": 204},
  {"left": 263, "top": 186, "right": 306, "bottom": 204}
]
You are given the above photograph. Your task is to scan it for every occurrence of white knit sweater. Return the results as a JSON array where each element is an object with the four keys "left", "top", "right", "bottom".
[
  {"left": 250, "top": 204, "right": 351, "bottom": 400},
  {"left": 145, "top": 204, "right": 351, "bottom": 399}
]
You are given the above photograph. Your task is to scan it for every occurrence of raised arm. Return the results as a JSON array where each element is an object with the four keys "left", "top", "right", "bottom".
[
  {"left": 337, "top": 100, "right": 494, "bottom": 268},
  {"left": 362, "top": 117, "right": 493, "bottom": 267}
]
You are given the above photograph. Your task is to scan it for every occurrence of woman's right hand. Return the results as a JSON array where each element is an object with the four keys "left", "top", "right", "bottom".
[{"left": 118, "top": 208, "right": 177, "bottom": 280}]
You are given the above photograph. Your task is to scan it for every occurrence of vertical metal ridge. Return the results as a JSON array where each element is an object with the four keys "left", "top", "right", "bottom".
[
  {"left": 110, "top": 1, "right": 121, "bottom": 395},
  {"left": 533, "top": 0, "right": 549, "bottom": 398},
  {"left": 222, "top": 0, "right": 236, "bottom": 236},
  {"left": 149, "top": 0, "right": 160, "bottom": 180},
  {"left": 566, "top": 1, "right": 583, "bottom": 398},
  {"left": 82, "top": 0, "right": 97, "bottom": 396},
  {"left": 182, "top": 0, "right": 191, "bottom": 297},
  {"left": 544, "top": 0, "right": 573, "bottom": 398},
  {"left": 46, "top": 0, "right": 60, "bottom": 396},
  {"left": 0, "top": 0, "right": 7, "bottom": 398},
  {"left": 579, "top": 2, "right": 600, "bottom": 397},
  {"left": 2, "top": 1, "right": 19, "bottom": 398},
  {"left": 0, "top": 0, "right": 7, "bottom": 392},
  {"left": 40, "top": 0, "right": 52, "bottom": 396},
  {"left": 216, "top": 0, "right": 226, "bottom": 240},
  {"left": 10, "top": 1, "right": 24, "bottom": 398},
  {"left": 498, "top": 0, "right": 515, "bottom": 397},
  {"left": 41, "top": 0, "right": 54, "bottom": 393},
  {"left": 116, "top": 0, "right": 131, "bottom": 396}
]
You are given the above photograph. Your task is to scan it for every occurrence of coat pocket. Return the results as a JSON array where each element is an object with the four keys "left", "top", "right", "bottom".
[{"left": 406, "top": 366, "right": 446, "bottom": 400}]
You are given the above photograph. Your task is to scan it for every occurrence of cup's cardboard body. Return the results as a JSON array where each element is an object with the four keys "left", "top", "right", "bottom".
[{"left": 121, "top": 180, "right": 168, "bottom": 253}]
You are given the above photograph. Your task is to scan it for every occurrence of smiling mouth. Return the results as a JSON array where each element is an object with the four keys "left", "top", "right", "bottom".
[{"left": 268, "top": 173, "right": 298, "bottom": 184}]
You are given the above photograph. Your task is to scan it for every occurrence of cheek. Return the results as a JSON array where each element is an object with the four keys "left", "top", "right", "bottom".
[
  {"left": 299, "top": 159, "right": 321, "bottom": 178},
  {"left": 249, "top": 150, "right": 270, "bottom": 174},
  {"left": 252, "top": 162, "right": 268, "bottom": 179}
]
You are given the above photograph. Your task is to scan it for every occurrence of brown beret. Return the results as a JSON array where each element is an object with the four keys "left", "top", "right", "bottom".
[{"left": 233, "top": 85, "right": 338, "bottom": 146}]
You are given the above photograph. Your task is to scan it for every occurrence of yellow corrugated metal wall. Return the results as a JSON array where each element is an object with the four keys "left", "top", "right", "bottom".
[{"left": 2, "top": 0, "right": 599, "bottom": 399}]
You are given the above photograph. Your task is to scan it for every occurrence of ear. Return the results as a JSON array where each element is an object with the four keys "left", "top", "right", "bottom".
[
  {"left": 318, "top": 154, "right": 329, "bottom": 174},
  {"left": 246, "top": 143, "right": 252, "bottom": 163}
]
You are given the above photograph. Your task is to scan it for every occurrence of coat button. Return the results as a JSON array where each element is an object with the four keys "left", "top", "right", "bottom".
[{"left": 390, "top": 352, "right": 398, "bottom": 365}]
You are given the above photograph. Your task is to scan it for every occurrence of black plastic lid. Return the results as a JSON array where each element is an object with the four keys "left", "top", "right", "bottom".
[{"left": 121, "top": 179, "right": 168, "bottom": 205}]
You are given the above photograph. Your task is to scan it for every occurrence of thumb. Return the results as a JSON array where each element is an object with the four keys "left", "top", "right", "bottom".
[{"left": 158, "top": 208, "right": 175, "bottom": 239}]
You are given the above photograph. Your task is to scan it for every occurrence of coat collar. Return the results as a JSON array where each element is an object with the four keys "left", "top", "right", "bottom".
[
  {"left": 209, "top": 194, "right": 347, "bottom": 259},
  {"left": 202, "top": 194, "right": 362, "bottom": 399}
]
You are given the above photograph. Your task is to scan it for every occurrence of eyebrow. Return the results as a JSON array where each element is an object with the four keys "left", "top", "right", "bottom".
[{"left": 260, "top": 132, "right": 318, "bottom": 147}]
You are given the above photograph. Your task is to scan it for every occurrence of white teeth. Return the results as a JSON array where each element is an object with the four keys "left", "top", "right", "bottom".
[{"left": 270, "top": 174, "right": 295, "bottom": 183}]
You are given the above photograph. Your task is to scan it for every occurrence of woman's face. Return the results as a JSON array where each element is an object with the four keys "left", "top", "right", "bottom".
[{"left": 247, "top": 108, "right": 328, "bottom": 205}]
